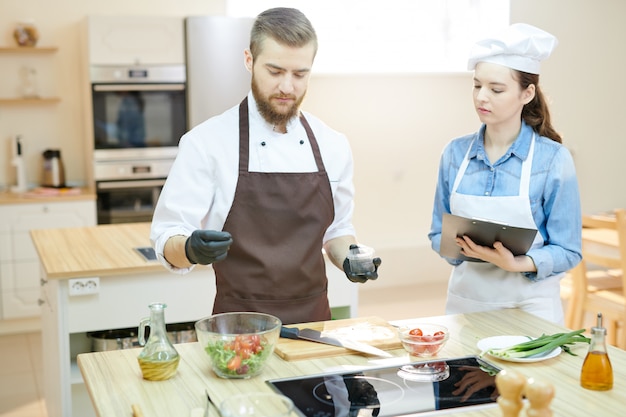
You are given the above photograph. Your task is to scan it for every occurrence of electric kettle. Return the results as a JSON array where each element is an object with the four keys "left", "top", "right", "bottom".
[{"left": 42, "top": 149, "right": 66, "bottom": 188}]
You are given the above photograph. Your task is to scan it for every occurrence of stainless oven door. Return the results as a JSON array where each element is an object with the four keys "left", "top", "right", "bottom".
[
  {"left": 96, "top": 179, "right": 164, "bottom": 224},
  {"left": 92, "top": 83, "right": 186, "bottom": 152}
]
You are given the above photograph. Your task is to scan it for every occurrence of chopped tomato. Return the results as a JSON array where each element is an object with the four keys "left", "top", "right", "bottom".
[
  {"left": 227, "top": 355, "right": 242, "bottom": 371},
  {"left": 239, "top": 348, "right": 252, "bottom": 359},
  {"left": 238, "top": 338, "right": 253, "bottom": 351},
  {"left": 409, "top": 328, "right": 423, "bottom": 337},
  {"left": 409, "top": 345, "right": 428, "bottom": 355},
  {"left": 404, "top": 328, "right": 447, "bottom": 356},
  {"left": 229, "top": 334, "right": 265, "bottom": 357},
  {"left": 249, "top": 334, "right": 261, "bottom": 346}
]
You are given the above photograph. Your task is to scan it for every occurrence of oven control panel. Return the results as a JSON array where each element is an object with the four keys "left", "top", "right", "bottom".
[{"left": 94, "top": 159, "right": 174, "bottom": 181}]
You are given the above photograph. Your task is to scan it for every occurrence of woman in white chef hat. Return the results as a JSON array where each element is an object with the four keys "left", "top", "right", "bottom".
[{"left": 428, "top": 23, "right": 582, "bottom": 324}]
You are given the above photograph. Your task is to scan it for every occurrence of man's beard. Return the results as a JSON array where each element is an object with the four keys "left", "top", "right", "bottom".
[{"left": 251, "top": 75, "right": 305, "bottom": 126}]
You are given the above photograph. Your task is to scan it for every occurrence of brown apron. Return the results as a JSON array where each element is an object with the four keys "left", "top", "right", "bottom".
[{"left": 211, "top": 98, "right": 335, "bottom": 325}]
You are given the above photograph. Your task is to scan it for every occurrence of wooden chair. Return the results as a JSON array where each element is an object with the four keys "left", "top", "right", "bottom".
[
  {"left": 562, "top": 211, "right": 623, "bottom": 328},
  {"left": 567, "top": 208, "right": 626, "bottom": 348},
  {"left": 582, "top": 212, "right": 618, "bottom": 229},
  {"left": 562, "top": 267, "right": 621, "bottom": 328}
]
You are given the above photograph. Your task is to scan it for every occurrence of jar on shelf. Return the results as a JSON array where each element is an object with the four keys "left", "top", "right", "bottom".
[
  {"left": 20, "top": 66, "right": 39, "bottom": 98},
  {"left": 13, "top": 20, "right": 39, "bottom": 47}
]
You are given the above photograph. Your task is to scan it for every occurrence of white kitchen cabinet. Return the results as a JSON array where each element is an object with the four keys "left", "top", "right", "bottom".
[
  {"left": 0, "top": 200, "right": 96, "bottom": 319},
  {"left": 85, "top": 15, "right": 184, "bottom": 66}
]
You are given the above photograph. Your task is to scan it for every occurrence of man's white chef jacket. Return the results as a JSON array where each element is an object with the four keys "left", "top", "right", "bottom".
[{"left": 150, "top": 93, "right": 356, "bottom": 273}]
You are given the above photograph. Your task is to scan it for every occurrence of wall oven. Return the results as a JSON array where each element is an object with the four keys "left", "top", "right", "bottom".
[
  {"left": 96, "top": 179, "right": 164, "bottom": 224},
  {"left": 90, "top": 64, "right": 187, "bottom": 224}
]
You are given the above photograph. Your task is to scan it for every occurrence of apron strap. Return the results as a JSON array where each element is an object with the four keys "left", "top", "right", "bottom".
[
  {"left": 238, "top": 97, "right": 326, "bottom": 174},
  {"left": 452, "top": 132, "right": 536, "bottom": 197},
  {"left": 299, "top": 114, "right": 326, "bottom": 173},
  {"left": 238, "top": 98, "right": 251, "bottom": 174},
  {"left": 518, "top": 133, "right": 535, "bottom": 197},
  {"left": 451, "top": 136, "right": 476, "bottom": 194}
]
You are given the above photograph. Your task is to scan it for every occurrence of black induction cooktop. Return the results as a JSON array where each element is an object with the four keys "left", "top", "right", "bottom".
[{"left": 267, "top": 356, "right": 501, "bottom": 417}]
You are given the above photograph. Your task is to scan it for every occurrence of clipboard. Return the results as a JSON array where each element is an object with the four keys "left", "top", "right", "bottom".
[{"left": 439, "top": 213, "right": 538, "bottom": 262}]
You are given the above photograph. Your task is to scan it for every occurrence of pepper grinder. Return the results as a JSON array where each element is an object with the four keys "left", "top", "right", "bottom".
[
  {"left": 495, "top": 369, "right": 526, "bottom": 417},
  {"left": 580, "top": 312, "right": 613, "bottom": 391},
  {"left": 524, "top": 377, "right": 555, "bottom": 417}
]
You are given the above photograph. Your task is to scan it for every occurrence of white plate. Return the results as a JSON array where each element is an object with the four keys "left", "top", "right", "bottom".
[{"left": 476, "top": 335, "right": 562, "bottom": 363}]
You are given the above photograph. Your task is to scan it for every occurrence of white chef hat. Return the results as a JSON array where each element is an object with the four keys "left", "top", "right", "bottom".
[{"left": 467, "top": 23, "right": 558, "bottom": 74}]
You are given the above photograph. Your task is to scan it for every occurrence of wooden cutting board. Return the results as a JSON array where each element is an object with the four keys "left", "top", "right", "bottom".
[{"left": 274, "top": 316, "right": 402, "bottom": 361}]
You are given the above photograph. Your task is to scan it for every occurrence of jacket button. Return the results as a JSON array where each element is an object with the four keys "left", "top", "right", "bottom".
[{"left": 261, "top": 141, "right": 266, "bottom": 146}]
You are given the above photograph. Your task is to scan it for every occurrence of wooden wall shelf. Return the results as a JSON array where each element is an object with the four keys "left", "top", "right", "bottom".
[
  {"left": 0, "top": 46, "right": 58, "bottom": 53},
  {"left": 0, "top": 46, "right": 60, "bottom": 106},
  {"left": 0, "top": 97, "right": 61, "bottom": 105}
]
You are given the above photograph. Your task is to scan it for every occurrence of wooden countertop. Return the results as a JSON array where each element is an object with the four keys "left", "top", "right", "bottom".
[
  {"left": 78, "top": 309, "right": 625, "bottom": 417},
  {"left": 0, "top": 188, "right": 96, "bottom": 204},
  {"left": 30, "top": 222, "right": 164, "bottom": 279}
]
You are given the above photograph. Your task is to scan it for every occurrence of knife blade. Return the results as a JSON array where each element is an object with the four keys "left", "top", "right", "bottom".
[{"left": 280, "top": 326, "right": 393, "bottom": 357}]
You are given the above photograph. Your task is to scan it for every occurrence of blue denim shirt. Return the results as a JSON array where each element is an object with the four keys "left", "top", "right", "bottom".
[{"left": 428, "top": 121, "right": 582, "bottom": 281}]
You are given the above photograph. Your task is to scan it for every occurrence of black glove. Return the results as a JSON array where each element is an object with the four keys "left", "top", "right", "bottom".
[
  {"left": 343, "top": 244, "right": 381, "bottom": 283},
  {"left": 185, "top": 230, "right": 233, "bottom": 265},
  {"left": 344, "top": 373, "right": 381, "bottom": 416}
]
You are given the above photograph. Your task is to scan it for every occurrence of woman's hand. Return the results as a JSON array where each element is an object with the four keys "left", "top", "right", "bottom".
[
  {"left": 456, "top": 235, "right": 536, "bottom": 272},
  {"left": 452, "top": 366, "right": 498, "bottom": 402}
]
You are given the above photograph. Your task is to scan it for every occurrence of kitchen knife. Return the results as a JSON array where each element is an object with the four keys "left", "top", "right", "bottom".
[{"left": 280, "top": 326, "right": 393, "bottom": 357}]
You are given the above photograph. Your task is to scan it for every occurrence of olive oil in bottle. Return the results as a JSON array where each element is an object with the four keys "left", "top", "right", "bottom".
[
  {"left": 137, "top": 302, "right": 180, "bottom": 381},
  {"left": 580, "top": 312, "right": 613, "bottom": 391}
]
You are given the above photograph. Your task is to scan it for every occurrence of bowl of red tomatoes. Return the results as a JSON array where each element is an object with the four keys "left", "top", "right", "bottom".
[
  {"left": 398, "top": 324, "right": 449, "bottom": 357},
  {"left": 195, "top": 312, "right": 281, "bottom": 379}
]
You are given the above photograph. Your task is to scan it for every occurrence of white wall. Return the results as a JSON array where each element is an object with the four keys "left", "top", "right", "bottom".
[
  {"left": 303, "top": 0, "right": 626, "bottom": 289},
  {"left": 511, "top": 0, "right": 626, "bottom": 215},
  {"left": 1, "top": 0, "right": 625, "bottom": 290},
  {"left": 305, "top": 73, "right": 477, "bottom": 286}
]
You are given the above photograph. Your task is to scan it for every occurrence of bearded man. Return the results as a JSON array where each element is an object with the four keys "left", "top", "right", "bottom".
[{"left": 151, "top": 7, "right": 381, "bottom": 325}]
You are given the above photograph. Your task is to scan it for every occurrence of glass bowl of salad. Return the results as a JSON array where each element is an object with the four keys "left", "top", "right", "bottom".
[
  {"left": 195, "top": 312, "right": 282, "bottom": 379},
  {"left": 397, "top": 323, "right": 449, "bottom": 357}
]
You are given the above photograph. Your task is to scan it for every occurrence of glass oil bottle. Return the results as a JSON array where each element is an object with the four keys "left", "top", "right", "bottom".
[
  {"left": 137, "top": 302, "right": 180, "bottom": 381},
  {"left": 580, "top": 312, "right": 613, "bottom": 390}
]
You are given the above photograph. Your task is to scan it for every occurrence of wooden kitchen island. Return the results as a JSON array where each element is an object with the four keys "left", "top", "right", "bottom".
[
  {"left": 77, "top": 309, "right": 626, "bottom": 417},
  {"left": 30, "top": 222, "right": 358, "bottom": 417}
]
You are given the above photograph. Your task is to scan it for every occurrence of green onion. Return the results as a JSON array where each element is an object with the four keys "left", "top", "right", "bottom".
[{"left": 481, "top": 329, "right": 590, "bottom": 359}]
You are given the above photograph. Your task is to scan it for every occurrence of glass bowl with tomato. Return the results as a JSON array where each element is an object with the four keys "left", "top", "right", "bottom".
[
  {"left": 195, "top": 312, "right": 281, "bottom": 379},
  {"left": 397, "top": 324, "right": 449, "bottom": 357}
]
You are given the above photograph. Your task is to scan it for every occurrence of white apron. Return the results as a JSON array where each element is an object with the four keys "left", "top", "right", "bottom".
[{"left": 445, "top": 134, "right": 564, "bottom": 324}]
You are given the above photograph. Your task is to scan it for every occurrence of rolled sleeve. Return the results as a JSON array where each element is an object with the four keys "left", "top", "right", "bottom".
[{"left": 151, "top": 226, "right": 195, "bottom": 274}]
